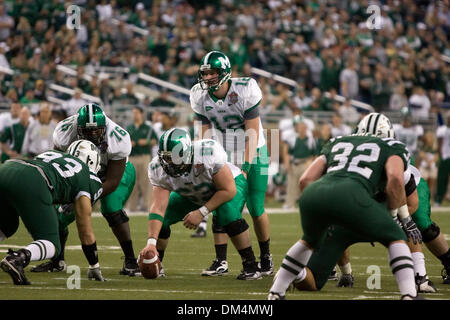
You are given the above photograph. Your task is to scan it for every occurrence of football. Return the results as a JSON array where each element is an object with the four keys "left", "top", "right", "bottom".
[{"left": 138, "top": 250, "right": 161, "bottom": 279}]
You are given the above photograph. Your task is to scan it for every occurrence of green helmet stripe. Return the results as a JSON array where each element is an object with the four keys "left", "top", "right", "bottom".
[
  {"left": 372, "top": 114, "right": 381, "bottom": 135},
  {"left": 71, "top": 140, "right": 84, "bottom": 155}
]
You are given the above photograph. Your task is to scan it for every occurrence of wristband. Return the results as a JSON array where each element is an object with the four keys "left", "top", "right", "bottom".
[
  {"left": 397, "top": 204, "right": 409, "bottom": 220},
  {"left": 390, "top": 208, "right": 398, "bottom": 217},
  {"left": 199, "top": 206, "right": 210, "bottom": 217},
  {"left": 241, "top": 162, "right": 251, "bottom": 173},
  {"left": 147, "top": 238, "right": 157, "bottom": 246}
]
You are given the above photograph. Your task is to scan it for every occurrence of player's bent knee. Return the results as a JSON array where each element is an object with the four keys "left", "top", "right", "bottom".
[
  {"left": 212, "top": 216, "right": 227, "bottom": 234},
  {"left": 103, "top": 210, "right": 129, "bottom": 228},
  {"left": 224, "top": 219, "right": 249, "bottom": 238},
  {"left": 422, "top": 222, "right": 440, "bottom": 243},
  {"left": 158, "top": 227, "right": 171, "bottom": 240}
]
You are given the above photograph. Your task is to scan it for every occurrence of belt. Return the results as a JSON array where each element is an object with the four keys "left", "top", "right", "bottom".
[{"left": 7, "top": 159, "right": 54, "bottom": 191}]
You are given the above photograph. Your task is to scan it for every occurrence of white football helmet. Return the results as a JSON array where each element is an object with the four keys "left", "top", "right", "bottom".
[
  {"left": 67, "top": 140, "right": 101, "bottom": 174},
  {"left": 356, "top": 112, "right": 394, "bottom": 138}
]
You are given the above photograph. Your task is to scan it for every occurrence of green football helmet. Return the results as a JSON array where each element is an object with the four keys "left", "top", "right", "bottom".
[
  {"left": 198, "top": 51, "right": 231, "bottom": 92},
  {"left": 158, "top": 128, "right": 193, "bottom": 177},
  {"left": 77, "top": 103, "right": 107, "bottom": 148}
]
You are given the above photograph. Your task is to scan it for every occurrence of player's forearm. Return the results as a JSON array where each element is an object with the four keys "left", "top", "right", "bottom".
[
  {"left": 100, "top": 179, "right": 121, "bottom": 197},
  {"left": 204, "top": 188, "right": 236, "bottom": 212},
  {"left": 385, "top": 175, "right": 407, "bottom": 209},
  {"left": 75, "top": 198, "right": 96, "bottom": 245},
  {"left": 147, "top": 219, "right": 163, "bottom": 240}
]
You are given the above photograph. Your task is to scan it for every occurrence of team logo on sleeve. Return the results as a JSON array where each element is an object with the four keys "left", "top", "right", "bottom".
[{"left": 229, "top": 92, "right": 238, "bottom": 105}]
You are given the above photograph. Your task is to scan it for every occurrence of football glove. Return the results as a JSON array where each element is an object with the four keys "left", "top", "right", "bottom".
[
  {"left": 87, "top": 266, "right": 106, "bottom": 281},
  {"left": 400, "top": 216, "right": 422, "bottom": 244},
  {"left": 58, "top": 203, "right": 74, "bottom": 216}
]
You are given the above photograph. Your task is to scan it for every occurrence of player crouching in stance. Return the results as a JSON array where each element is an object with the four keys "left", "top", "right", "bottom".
[
  {"left": 0, "top": 140, "right": 105, "bottom": 284},
  {"left": 140, "top": 128, "right": 261, "bottom": 280},
  {"left": 268, "top": 115, "right": 422, "bottom": 300}
]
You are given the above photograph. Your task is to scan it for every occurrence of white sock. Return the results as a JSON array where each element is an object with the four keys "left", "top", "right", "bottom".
[
  {"left": 388, "top": 242, "right": 417, "bottom": 297},
  {"left": 0, "top": 229, "right": 5, "bottom": 243},
  {"left": 339, "top": 262, "right": 352, "bottom": 275},
  {"left": 411, "top": 252, "right": 427, "bottom": 277},
  {"left": 270, "top": 241, "right": 312, "bottom": 295},
  {"left": 203, "top": 215, "right": 209, "bottom": 223},
  {"left": 199, "top": 222, "right": 207, "bottom": 230},
  {"left": 25, "top": 240, "right": 56, "bottom": 261}
]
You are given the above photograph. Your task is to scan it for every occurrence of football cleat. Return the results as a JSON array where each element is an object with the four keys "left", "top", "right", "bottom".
[
  {"left": 268, "top": 292, "right": 286, "bottom": 300},
  {"left": 415, "top": 274, "right": 437, "bottom": 293},
  {"left": 337, "top": 273, "right": 354, "bottom": 288},
  {"left": 401, "top": 294, "right": 425, "bottom": 300},
  {"left": 258, "top": 254, "right": 274, "bottom": 276},
  {"left": 191, "top": 227, "right": 207, "bottom": 238},
  {"left": 1, "top": 249, "right": 31, "bottom": 285},
  {"left": 201, "top": 259, "right": 228, "bottom": 276},
  {"left": 328, "top": 266, "right": 338, "bottom": 281},
  {"left": 119, "top": 257, "right": 141, "bottom": 276},
  {"left": 441, "top": 267, "right": 450, "bottom": 284},
  {"left": 237, "top": 262, "right": 262, "bottom": 280},
  {"left": 87, "top": 266, "right": 106, "bottom": 281},
  {"left": 30, "top": 259, "right": 66, "bottom": 272},
  {"left": 158, "top": 262, "right": 166, "bottom": 278}
]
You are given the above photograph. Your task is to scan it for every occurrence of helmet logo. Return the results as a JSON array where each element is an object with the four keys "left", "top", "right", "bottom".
[{"left": 218, "top": 56, "right": 230, "bottom": 69}]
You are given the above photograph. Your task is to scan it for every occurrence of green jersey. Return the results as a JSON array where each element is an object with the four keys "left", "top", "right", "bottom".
[
  {"left": 23, "top": 150, "right": 103, "bottom": 204},
  {"left": 320, "top": 135, "right": 410, "bottom": 196}
]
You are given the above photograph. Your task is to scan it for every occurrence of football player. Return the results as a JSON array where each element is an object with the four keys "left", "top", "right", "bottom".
[
  {"left": 268, "top": 114, "right": 422, "bottom": 300},
  {"left": 31, "top": 104, "right": 139, "bottom": 276},
  {"left": 190, "top": 51, "right": 273, "bottom": 277},
  {"left": 140, "top": 128, "right": 261, "bottom": 280},
  {"left": 0, "top": 140, "right": 105, "bottom": 284}
]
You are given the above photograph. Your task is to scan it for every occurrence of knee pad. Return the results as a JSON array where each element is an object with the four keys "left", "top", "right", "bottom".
[
  {"left": 103, "top": 210, "right": 129, "bottom": 228},
  {"left": 212, "top": 215, "right": 227, "bottom": 234},
  {"left": 158, "top": 227, "right": 171, "bottom": 240},
  {"left": 224, "top": 218, "right": 249, "bottom": 238},
  {"left": 422, "top": 222, "right": 440, "bottom": 243}
]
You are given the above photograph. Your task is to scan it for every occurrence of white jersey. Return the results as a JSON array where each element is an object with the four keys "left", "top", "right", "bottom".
[
  {"left": 436, "top": 125, "right": 450, "bottom": 160},
  {"left": 190, "top": 77, "right": 265, "bottom": 165},
  {"left": 393, "top": 124, "right": 423, "bottom": 154},
  {"left": 53, "top": 114, "right": 131, "bottom": 178},
  {"left": 148, "top": 139, "right": 241, "bottom": 206}
]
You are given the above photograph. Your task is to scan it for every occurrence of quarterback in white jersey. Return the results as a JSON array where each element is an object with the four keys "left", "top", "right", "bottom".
[
  {"left": 33, "top": 103, "right": 140, "bottom": 276},
  {"left": 189, "top": 50, "right": 273, "bottom": 277},
  {"left": 141, "top": 128, "right": 261, "bottom": 280}
]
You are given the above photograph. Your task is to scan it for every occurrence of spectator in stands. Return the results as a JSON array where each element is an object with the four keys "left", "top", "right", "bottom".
[
  {"left": 0, "top": 107, "right": 31, "bottom": 163},
  {"left": 409, "top": 86, "right": 432, "bottom": 120},
  {"left": 0, "top": 41, "right": 9, "bottom": 69},
  {"left": 282, "top": 116, "right": 317, "bottom": 210},
  {"left": 21, "top": 103, "right": 56, "bottom": 158},
  {"left": 0, "top": 5, "right": 14, "bottom": 42},
  {"left": 389, "top": 84, "right": 408, "bottom": 111},
  {"left": 370, "top": 70, "right": 392, "bottom": 112},
  {"left": 339, "top": 62, "right": 359, "bottom": 99},
  {"left": 338, "top": 98, "right": 360, "bottom": 124},
  {"left": 0, "top": 102, "right": 21, "bottom": 134},
  {"left": 126, "top": 106, "right": 157, "bottom": 212},
  {"left": 64, "top": 88, "right": 87, "bottom": 116},
  {"left": 34, "top": 80, "right": 47, "bottom": 101},
  {"left": 120, "top": 82, "right": 139, "bottom": 106},
  {"left": 319, "top": 57, "right": 340, "bottom": 92},
  {"left": 316, "top": 122, "right": 333, "bottom": 154},
  {"left": 150, "top": 89, "right": 175, "bottom": 109},
  {"left": 330, "top": 112, "right": 352, "bottom": 137},
  {"left": 292, "top": 86, "right": 312, "bottom": 111},
  {"left": 19, "top": 89, "right": 40, "bottom": 105}
]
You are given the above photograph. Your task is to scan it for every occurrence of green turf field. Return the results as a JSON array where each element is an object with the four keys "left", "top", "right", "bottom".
[{"left": 1, "top": 209, "right": 450, "bottom": 300}]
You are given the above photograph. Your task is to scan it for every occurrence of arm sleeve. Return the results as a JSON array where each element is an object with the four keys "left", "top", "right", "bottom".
[
  {"left": 195, "top": 112, "right": 211, "bottom": 124},
  {"left": 243, "top": 105, "right": 260, "bottom": 120},
  {"left": 244, "top": 78, "right": 263, "bottom": 112}
]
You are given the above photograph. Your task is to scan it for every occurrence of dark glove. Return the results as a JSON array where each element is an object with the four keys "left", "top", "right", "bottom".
[
  {"left": 58, "top": 203, "right": 74, "bottom": 216},
  {"left": 400, "top": 216, "right": 422, "bottom": 245}
]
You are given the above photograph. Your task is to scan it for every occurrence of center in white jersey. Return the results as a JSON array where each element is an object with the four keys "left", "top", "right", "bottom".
[
  {"left": 149, "top": 139, "right": 242, "bottom": 206},
  {"left": 190, "top": 77, "right": 265, "bottom": 166},
  {"left": 53, "top": 114, "right": 132, "bottom": 178}
]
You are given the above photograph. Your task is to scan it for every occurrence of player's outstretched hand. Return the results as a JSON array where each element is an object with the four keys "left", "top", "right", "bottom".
[{"left": 400, "top": 216, "right": 422, "bottom": 245}]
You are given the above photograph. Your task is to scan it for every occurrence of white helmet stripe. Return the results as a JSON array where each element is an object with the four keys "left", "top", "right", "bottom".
[
  {"left": 163, "top": 128, "right": 176, "bottom": 151},
  {"left": 88, "top": 104, "right": 94, "bottom": 125},
  {"left": 203, "top": 51, "right": 215, "bottom": 66}
]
